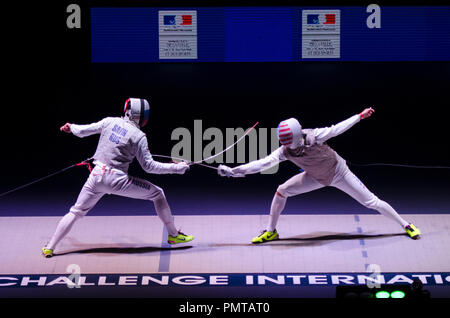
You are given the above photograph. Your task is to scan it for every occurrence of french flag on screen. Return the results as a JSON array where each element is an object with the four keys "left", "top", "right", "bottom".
[
  {"left": 307, "top": 13, "right": 335, "bottom": 25},
  {"left": 163, "top": 14, "right": 192, "bottom": 26}
]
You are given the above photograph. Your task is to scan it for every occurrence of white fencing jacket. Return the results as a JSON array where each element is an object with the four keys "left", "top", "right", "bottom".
[
  {"left": 232, "top": 114, "right": 361, "bottom": 185},
  {"left": 70, "top": 117, "right": 183, "bottom": 174}
]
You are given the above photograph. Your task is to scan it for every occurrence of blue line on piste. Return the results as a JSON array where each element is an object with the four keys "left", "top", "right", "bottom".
[
  {"left": 354, "top": 215, "right": 369, "bottom": 269},
  {"left": 158, "top": 226, "right": 171, "bottom": 272}
]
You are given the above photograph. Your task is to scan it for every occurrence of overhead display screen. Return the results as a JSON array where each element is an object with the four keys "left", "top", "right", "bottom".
[{"left": 91, "top": 6, "right": 450, "bottom": 62}]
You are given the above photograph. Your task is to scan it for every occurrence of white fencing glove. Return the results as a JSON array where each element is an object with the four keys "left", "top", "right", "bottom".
[
  {"left": 218, "top": 164, "right": 245, "bottom": 178},
  {"left": 173, "top": 161, "right": 190, "bottom": 174}
]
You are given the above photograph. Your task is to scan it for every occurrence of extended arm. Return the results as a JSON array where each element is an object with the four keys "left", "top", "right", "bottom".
[
  {"left": 218, "top": 147, "right": 286, "bottom": 177},
  {"left": 314, "top": 107, "right": 374, "bottom": 143},
  {"left": 136, "top": 136, "right": 189, "bottom": 175},
  {"left": 61, "top": 118, "right": 108, "bottom": 138}
]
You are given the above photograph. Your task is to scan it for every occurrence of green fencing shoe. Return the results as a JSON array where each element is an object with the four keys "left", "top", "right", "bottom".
[
  {"left": 168, "top": 232, "right": 194, "bottom": 245},
  {"left": 252, "top": 229, "right": 279, "bottom": 244},
  {"left": 42, "top": 247, "right": 54, "bottom": 258},
  {"left": 404, "top": 223, "right": 421, "bottom": 239}
]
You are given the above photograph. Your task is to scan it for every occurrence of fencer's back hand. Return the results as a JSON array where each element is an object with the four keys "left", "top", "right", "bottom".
[
  {"left": 360, "top": 107, "right": 375, "bottom": 119},
  {"left": 60, "top": 123, "right": 72, "bottom": 133},
  {"left": 174, "top": 161, "right": 190, "bottom": 174}
]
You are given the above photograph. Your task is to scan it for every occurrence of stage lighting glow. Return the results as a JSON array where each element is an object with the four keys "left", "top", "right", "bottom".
[
  {"left": 390, "top": 290, "right": 406, "bottom": 298},
  {"left": 375, "top": 291, "right": 390, "bottom": 298}
]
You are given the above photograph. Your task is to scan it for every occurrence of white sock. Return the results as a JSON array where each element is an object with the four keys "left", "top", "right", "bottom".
[
  {"left": 154, "top": 196, "right": 178, "bottom": 237},
  {"left": 47, "top": 212, "right": 79, "bottom": 250},
  {"left": 266, "top": 193, "right": 287, "bottom": 232}
]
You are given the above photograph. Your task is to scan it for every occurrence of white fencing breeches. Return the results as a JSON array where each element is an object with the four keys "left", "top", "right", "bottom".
[
  {"left": 46, "top": 165, "right": 178, "bottom": 250},
  {"left": 266, "top": 168, "right": 409, "bottom": 232}
]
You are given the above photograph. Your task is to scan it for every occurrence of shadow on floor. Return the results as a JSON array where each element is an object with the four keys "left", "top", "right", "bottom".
[
  {"left": 279, "top": 231, "right": 407, "bottom": 242},
  {"left": 262, "top": 231, "right": 409, "bottom": 247},
  {"left": 209, "top": 231, "right": 408, "bottom": 248},
  {"left": 54, "top": 245, "right": 192, "bottom": 256},
  {"left": 55, "top": 232, "right": 408, "bottom": 255}
]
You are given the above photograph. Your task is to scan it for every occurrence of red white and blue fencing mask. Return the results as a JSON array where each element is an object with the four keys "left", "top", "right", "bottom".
[
  {"left": 124, "top": 98, "right": 150, "bottom": 127},
  {"left": 277, "top": 118, "right": 302, "bottom": 149}
]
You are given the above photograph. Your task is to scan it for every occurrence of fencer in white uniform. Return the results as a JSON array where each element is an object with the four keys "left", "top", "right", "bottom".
[
  {"left": 42, "top": 98, "right": 193, "bottom": 258},
  {"left": 218, "top": 107, "right": 421, "bottom": 243}
]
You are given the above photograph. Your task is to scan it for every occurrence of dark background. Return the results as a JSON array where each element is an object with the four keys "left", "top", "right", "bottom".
[{"left": 2, "top": 0, "right": 449, "bottom": 216}]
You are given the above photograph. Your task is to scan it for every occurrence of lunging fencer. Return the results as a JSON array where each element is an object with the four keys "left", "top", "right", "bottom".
[
  {"left": 218, "top": 107, "right": 421, "bottom": 243},
  {"left": 42, "top": 98, "right": 193, "bottom": 258}
]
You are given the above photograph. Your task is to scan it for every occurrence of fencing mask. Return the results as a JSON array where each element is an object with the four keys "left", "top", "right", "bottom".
[
  {"left": 277, "top": 118, "right": 302, "bottom": 149},
  {"left": 124, "top": 98, "right": 150, "bottom": 127}
]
